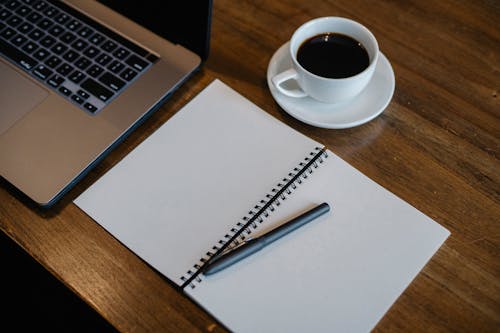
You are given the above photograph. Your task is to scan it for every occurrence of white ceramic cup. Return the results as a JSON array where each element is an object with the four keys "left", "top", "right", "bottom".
[{"left": 272, "top": 17, "right": 379, "bottom": 104}]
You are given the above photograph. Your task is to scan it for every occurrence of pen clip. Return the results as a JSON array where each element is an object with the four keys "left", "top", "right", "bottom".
[{"left": 212, "top": 237, "right": 253, "bottom": 260}]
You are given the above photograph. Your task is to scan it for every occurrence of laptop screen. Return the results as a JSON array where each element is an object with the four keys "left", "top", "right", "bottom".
[{"left": 96, "top": 0, "right": 212, "bottom": 61}]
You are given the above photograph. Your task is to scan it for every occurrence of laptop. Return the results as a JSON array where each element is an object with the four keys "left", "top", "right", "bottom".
[{"left": 0, "top": 0, "right": 212, "bottom": 207}]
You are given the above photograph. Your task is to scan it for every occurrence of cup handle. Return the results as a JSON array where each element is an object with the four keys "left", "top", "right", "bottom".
[{"left": 271, "top": 68, "right": 308, "bottom": 98}]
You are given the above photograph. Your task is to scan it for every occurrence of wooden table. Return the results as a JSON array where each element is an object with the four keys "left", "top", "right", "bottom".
[{"left": 1, "top": 0, "right": 498, "bottom": 331}]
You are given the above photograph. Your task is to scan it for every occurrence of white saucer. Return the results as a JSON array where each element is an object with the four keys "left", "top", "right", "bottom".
[{"left": 267, "top": 42, "right": 395, "bottom": 129}]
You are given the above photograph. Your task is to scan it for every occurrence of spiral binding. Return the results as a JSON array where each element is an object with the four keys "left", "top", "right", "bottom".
[{"left": 180, "top": 146, "right": 328, "bottom": 289}]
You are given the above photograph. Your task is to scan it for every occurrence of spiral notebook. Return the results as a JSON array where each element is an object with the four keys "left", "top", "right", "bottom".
[{"left": 75, "top": 79, "right": 450, "bottom": 332}]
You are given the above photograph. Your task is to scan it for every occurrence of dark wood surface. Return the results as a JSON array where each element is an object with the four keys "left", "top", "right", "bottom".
[{"left": 1, "top": 0, "right": 498, "bottom": 332}]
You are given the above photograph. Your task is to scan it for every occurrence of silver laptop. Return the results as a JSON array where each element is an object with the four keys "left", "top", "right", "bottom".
[{"left": 0, "top": 0, "right": 212, "bottom": 207}]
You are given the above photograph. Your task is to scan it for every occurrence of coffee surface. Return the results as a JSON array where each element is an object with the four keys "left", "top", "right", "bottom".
[{"left": 297, "top": 33, "right": 369, "bottom": 78}]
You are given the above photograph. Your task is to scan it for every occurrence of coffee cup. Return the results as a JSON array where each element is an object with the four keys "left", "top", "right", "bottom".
[{"left": 272, "top": 17, "right": 379, "bottom": 104}]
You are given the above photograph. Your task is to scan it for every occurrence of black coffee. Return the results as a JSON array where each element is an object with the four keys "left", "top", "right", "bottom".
[{"left": 297, "top": 33, "right": 369, "bottom": 79}]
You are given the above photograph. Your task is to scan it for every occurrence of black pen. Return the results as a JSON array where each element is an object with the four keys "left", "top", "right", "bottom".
[{"left": 203, "top": 202, "right": 331, "bottom": 276}]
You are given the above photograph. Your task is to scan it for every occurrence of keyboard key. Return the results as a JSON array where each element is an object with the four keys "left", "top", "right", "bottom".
[
  {"left": 33, "top": 47, "right": 49, "bottom": 60},
  {"left": 62, "top": 49, "right": 79, "bottom": 62},
  {"left": 83, "top": 102, "right": 98, "bottom": 113},
  {"left": 77, "top": 89, "right": 90, "bottom": 99},
  {"left": 89, "top": 33, "right": 105, "bottom": 45},
  {"left": 43, "top": 6, "right": 59, "bottom": 18},
  {"left": 0, "top": 9, "right": 12, "bottom": 21},
  {"left": 101, "top": 40, "right": 117, "bottom": 52},
  {"left": 68, "top": 70, "right": 86, "bottom": 83},
  {"left": 119, "top": 67, "right": 137, "bottom": 81},
  {"left": 47, "top": 24, "right": 64, "bottom": 36},
  {"left": 95, "top": 53, "right": 112, "bottom": 66},
  {"left": 113, "top": 47, "right": 130, "bottom": 60},
  {"left": 99, "top": 72, "right": 125, "bottom": 91},
  {"left": 83, "top": 45, "right": 99, "bottom": 58},
  {"left": 72, "top": 38, "right": 88, "bottom": 51},
  {"left": 78, "top": 26, "right": 93, "bottom": 38},
  {"left": 11, "top": 34, "right": 28, "bottom": 46},
  {"left": 6, "top": 15, "right": 22, "bottom": 27},
  {"left": 56, "top": 62, "right": 73, "bottom": 76},
  {"left": 74, "top": 56, "right": 91, "bottom": 69},
  {"left": 86, "top": 64, "right": 103, "bottom": 77},
  {"left": 71, "top": 94, "right": 84, "bottom": 104},
  {"left": 0, "top": 36, "right": 38, "bottom": 70},
  {"left": 6, "top": 0, "right": 21, "bottom": 10},
  {"left": 0, "top": 27, "right": 16, "bottom": 39},
  {"left": 47, "top": 74, "right": 65, "bottom": 87},
  {"left": 125, "top": 54, "right": 149, "bottom": 71},
  {"left": 37, "top": 18, "right": 53, "bottom": 30},
  {"left": 45, "top": 55, "right": 62, "bottom": 68},
  {"left": 27, "top": 28, "right": 43, "bottom": 40},
  {"left": 33, "top": 0, "right": 47, "bottom": 11},
  {"left": 66, "top": 19, "right": 81, "bottom": 31},
  {"left": 81, "top": 78, "right": 114, "bottom": 102},
  {"left": 16, "top": 5, "right": 31, "bottom": 17},
  {"left": 108, "top": 60, "right": 124, "bottom": 74},
  {"left": 40, "top": 35, "right": 56, "bottom": 47},
  {"left": 51, "top": 42, "right": 68, "bottom": 55},
  {"left": 26, "top": 11, "right": 42, "bottom": 23},
  {"left": 32, "top": 64, "right": 52, "bottom": 80},
  {"left": 21, "top": 40, "right": 37, "bottom": 53},
  {"left": 17, "top": 22, "right": 34, "bottom": 34},
  {"left": 55, "top": 12, "right": 70, "bottom": 25},
  {"left": 58, "top": 86, "right": 71, "bottom": 96},
  {"left": 60, "top": 31, "right": 76, "bottom": 43}
]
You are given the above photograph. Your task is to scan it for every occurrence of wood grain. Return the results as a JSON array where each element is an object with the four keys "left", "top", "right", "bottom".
[{"left": 1, "top": 0, "right": 498, "bottom": 332}]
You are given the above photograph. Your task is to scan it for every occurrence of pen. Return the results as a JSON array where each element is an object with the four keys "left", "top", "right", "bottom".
[{"left": 203, "top": 202, "right": 331, "bottom": 276}]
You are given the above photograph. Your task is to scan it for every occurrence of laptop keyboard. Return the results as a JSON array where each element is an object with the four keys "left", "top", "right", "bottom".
[{"left": 0, "top": 0, "right": 158, "bottom": 114}]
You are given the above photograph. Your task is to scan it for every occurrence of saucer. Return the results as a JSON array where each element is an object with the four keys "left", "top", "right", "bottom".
[{"left": 267, "top": 42, "right": 395, "bottom": 129}]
